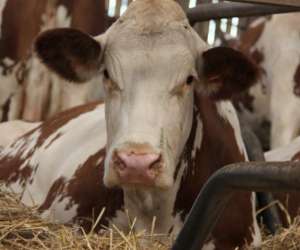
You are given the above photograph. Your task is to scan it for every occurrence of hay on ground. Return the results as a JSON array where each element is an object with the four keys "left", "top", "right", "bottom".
[
  {"left": 0, "top": 187, "right": 171, "bottom": 250},
  {"left": 246, "top": 218, "right": 300, "bottom": 250},
  {"left": 1, "top": 186, "right": 300, "bottom": 250}
]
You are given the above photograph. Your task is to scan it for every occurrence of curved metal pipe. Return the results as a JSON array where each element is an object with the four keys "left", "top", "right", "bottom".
[
  {"left": 227, "top": 0, "right": 300, "bottom": 8},
  {"left": 172, "top": 162, "right": 300, "bottom": 250},
  {"left": 240, "top": 120, "right": 282, "bottom": 233},
  {"left": 186, "top": 2, "right": 300, "bottom": 25}
]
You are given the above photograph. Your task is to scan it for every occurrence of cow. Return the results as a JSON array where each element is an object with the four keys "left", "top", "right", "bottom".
[
  {"left": 0, "top": 0, "right": 265, "bottom": 249},
  {"left": 0, "top": 120, "right": 39, "bottom": 147},
  {"left": 0, "top": 0, "right": 106, "bottom": 122},
  {"left": 232, "top": 13, "right": 300, "bottom": 149}
]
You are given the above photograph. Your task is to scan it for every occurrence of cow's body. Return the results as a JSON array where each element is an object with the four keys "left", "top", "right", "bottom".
[
  {"left": 0, "top": 0, "right": 106, "bottom": 122},
  {"left": 0, "top": 99, "right": 260, "bottom": 249},
  {"left": 234, "top": 13, "right": 300, "bottom": 149},
  {"left": 0, "top": 120, "right": 39, "bottom": 147}
]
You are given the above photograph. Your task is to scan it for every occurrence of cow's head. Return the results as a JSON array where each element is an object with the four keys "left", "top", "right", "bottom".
[{"left": 35, "top": 0, "right": 258, "bottom": 189}]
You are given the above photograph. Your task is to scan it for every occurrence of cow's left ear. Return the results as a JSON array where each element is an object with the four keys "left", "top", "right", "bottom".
[
  {"left": 196, "top": 47, "right": 259, "bottom": 100},
  {"left": 35, "top": 28, "right": 103, "bottom": 83}
]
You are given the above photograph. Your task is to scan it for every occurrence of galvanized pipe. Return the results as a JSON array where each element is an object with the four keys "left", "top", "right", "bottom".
[
  {"left": 240, "top": 121, "right": 282, "bottom": 233},
  {"left": 172, "top": 162, "right": 300, "bottom": 250},
  {"left": 227, "top": 0, "right": 300, "bottom": 8},
  {"left": 186, "top": 2, "right": 300, "bottom": 24}
]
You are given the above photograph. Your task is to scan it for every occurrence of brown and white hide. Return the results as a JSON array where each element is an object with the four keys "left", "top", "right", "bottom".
[
  {"left": 233, "top": 14, "right": 300, "bottom": 149},
  {"left": 0, "top": 0, "right": 106, "bottom": 122}
]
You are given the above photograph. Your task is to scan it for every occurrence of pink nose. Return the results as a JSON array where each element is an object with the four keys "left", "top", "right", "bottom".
[{"left": 113, "top": 151, "right": 162, "bottom": 185}]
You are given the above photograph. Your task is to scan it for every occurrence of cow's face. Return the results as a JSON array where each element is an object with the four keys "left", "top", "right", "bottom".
[{"left": 35, "top": 0, "right": 258, "bottom": 189}]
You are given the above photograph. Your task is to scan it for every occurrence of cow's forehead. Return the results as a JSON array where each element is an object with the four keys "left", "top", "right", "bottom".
[
  {"left": 104, "top": 24, "right": 199, "bottom": 83},
  {"left": 104, "top": 37, "right": 196, "bottom": 90},
  {"left": 120, "top": 0, "right": 187, "bottom": 34}
]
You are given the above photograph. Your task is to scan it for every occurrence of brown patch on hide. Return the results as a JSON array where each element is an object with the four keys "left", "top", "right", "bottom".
[
  {"left": 0, "top": 149, "right": 36, "bottom": 187},
  {"left": 0, "top": 102, "right": 100, "bottom": 188},
  {"left": 35, "top": 28, "right": 102, "bottom": 83},
  {"left": 251, "top": 49, "right": 264, "bottom": 65},
  {"left": 67, "top": 149, "right": 123, "bottom": 231},
  {"left": 174, "top": 95, "right": 254, "bottom": 249},
  {"left": 38, "top": 149, "right": 123, "bottom": 232},
  {"left": 200, "top": 47, "right": 259, "bottom": 100},
  {"left": 293, "top": 64, "right": 300, "bottom": 96},
  {"left": 39, "top": 177, "right": 66, "bottom": 211}
]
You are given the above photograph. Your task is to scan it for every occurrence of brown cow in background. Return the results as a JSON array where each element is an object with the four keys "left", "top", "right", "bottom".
[{"left": 0, "top": 0, "right": 107, "bottom": 122}]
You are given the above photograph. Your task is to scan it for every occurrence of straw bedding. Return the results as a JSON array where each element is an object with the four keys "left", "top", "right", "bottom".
[
  {"left": 0, "top": 186, "right": 171, "bottom": 250},
  {"left": 0, "top": 186, "right": 299, "bottom": 250}
]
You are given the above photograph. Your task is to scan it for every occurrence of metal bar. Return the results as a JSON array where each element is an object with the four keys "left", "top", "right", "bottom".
[
  {"left": 172, "top": 162, "right": 300, "bottom": 250},
  {"left": 226, "top": 0, "right": 300, "bottom": 7},
  {"left": 187, "top": 2, "right": 300, "bottom": 24}
]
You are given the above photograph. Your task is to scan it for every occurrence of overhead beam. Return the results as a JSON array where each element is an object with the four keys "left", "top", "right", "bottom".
[
  {"left": 186, "top": 2, "right": 300, "bottom": 24},
  {"left": 226, "top": 0, "right": 300, "bottom": 7}
]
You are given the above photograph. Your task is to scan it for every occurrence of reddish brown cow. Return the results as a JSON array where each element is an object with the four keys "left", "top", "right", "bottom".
[
  {"left": 0, "top": 0, "right": 106, "bottom": 61},
  {"left": 0, "top": 0, "right": 107, "bottom": 122}
]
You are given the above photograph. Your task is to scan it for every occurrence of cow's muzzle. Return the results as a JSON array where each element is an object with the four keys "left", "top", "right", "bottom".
[{"left": 112, "top": 147, "right": 162, "bottom": 185}]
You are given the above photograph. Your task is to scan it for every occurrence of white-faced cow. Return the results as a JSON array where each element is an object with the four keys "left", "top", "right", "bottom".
[
  {"left": 233, "top": 13, "right": 300, "bottom": 149},
  {"left": 0, "top": 0, "right": 263, "bottom": 249}
]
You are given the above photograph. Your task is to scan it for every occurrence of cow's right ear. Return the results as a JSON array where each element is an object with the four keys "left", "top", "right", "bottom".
[
  {"left": 196, "top": 47, "right": 259, "bottom": 100},
  {"left": 35, "top": 28, "right": 103, "bottom": 83}
]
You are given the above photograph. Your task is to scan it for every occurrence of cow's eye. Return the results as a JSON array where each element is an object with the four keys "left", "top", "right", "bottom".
[
  {"left": 186, "top": 75, "right": 194, "bottom": 85},
  {"left": 104, "top": 69, "right": 110, "bottom": 79}
]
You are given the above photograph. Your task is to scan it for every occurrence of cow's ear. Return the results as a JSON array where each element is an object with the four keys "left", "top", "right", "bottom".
[
  {"left": 35, "top": 28, "right": 103, "bottom": 83},
  {"left": 196, "top": 47, "right": 259, "bottom": 100}
]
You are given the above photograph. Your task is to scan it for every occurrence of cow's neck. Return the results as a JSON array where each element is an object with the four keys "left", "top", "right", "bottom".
[
  {"left": 173, "top": 96, "right": 261, "bottom": 248},
  {"left": 174, "top": 95, "right": 248, "bottom": 217}
]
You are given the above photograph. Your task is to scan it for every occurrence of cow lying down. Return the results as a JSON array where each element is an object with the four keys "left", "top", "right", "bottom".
[
  {"left": 0, "top": 0, "right": 299, "bottom": 249},
  {"left": 0, "top": 120, "right": 39, "bottom": 147}
]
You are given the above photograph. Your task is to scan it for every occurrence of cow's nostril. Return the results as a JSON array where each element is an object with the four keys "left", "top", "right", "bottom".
[
  {"left": 149, "top": 155, "right": 162, "bottom": 170},
  {"left": 113, "top": 152, "right": 126, "bottom": 170}
]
